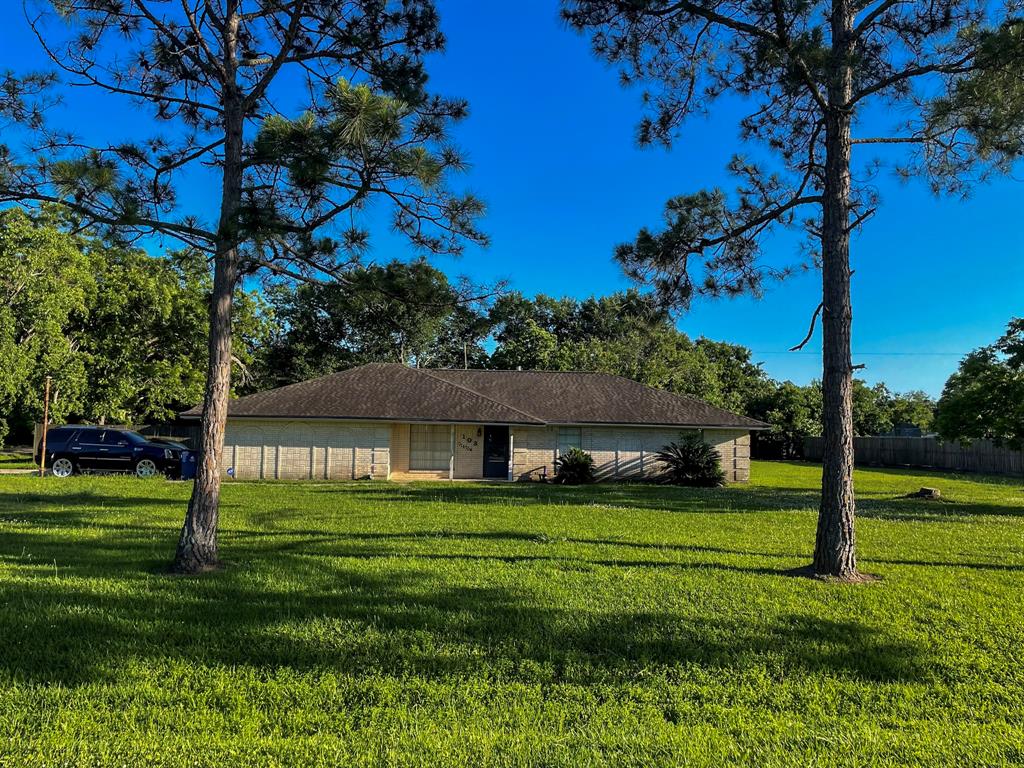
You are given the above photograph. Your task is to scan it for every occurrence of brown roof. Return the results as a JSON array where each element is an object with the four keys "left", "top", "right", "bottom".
[{"left": 182, "top": 363, "right": 767, "bottom": 429}]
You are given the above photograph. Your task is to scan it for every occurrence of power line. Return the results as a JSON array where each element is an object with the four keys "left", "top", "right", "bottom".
[{"left": 753, "top": 350, "right": 967, "bottom": 357}]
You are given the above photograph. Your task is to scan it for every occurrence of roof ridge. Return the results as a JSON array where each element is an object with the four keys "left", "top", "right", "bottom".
[
  {"left": 427, "top": 367, "right": 624, "bottom": 376},
  {"left": 653, "top": 387, "right": 768, "bottom": 427},
  {"left": 438, "top": 367, "right": 766, "bottom": 428},
  {"left": 416, "top": 368, "right": 547, "bottom": 424}
]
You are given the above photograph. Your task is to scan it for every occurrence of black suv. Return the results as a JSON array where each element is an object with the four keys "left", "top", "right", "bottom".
[{"left": 36, "top": 426, "right": 189, "bottom": 478}]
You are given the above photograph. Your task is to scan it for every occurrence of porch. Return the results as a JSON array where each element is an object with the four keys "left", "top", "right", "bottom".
[{"left": 389, "top": 422, "right": 513, "bottom": 481}]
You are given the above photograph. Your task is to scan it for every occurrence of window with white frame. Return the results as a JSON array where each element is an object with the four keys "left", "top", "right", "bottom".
[
  {"left": 409, "top": 424, "right": 451, "bottom": 470},
  {"left": 557, "top": 427, "right": 582, "bottom": 456}
]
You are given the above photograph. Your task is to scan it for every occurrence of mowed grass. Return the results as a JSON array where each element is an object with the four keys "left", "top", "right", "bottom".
[
  {"left": 1, "top": 462, "right": 1023, "bottom": 767},
  {"left": 0, "top": 451, "right": 35, "bottom": 470}
]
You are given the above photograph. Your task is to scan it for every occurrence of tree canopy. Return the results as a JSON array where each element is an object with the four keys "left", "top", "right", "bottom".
[
  {"left": 562, "top": 0, "right": 1020, "bottom": 580},
  {"left": 0, "top": 208, "right": 269, "bottom": 444},
  {"left": 0, "top": 0, "right": 489, "bottom": 573},
  {"left": 258, "top": 258, "right": 491, "bottom": 386},
  {"left": 935, "top": 318, "right": 1024, "bottom": 449}
]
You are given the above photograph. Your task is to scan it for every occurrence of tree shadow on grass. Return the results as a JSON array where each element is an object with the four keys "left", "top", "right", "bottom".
[
  {"left": 0, "top": 498, "right": 928, "bottom": 689},
  {"left": 0, "top": 554, "right": 928, "bottom": 689},
  {"left": 311, "top": 481, "right": 1024, "bottom": 520},
  {"left": 0, "top": 482, "right": 1008, "bottom": 690}
]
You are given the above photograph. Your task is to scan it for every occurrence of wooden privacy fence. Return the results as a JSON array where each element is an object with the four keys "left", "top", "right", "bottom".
[{"left": 803, "top": 436, "right": 1024, "bottom": 477}]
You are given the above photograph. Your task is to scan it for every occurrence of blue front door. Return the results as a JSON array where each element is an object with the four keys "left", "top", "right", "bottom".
[{"left": 482, "top": 426, "right": 509, "bottom": 479}]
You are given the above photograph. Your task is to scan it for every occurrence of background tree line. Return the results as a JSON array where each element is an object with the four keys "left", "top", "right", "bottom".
[
  {"left": 254, "top": 257, "right": 939, "bottom": 457},
  {"left": 0, "top": 206, "right": 937, "bottom": 452},
  {"left": 0, "top": 208, "right": 269, "bottom": 445},
  {"left": 8, "top": 206, "right": 1019, "bottom": 461}
]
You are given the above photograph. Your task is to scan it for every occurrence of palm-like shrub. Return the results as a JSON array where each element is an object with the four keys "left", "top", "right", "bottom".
[
  {"left": 553, "top": 447, "right": 596, "bottom": 484},
  {"left": 654, "top": 434, "right": 726, "bottom": 487}
]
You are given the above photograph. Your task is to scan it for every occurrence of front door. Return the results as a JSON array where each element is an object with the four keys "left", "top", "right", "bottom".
[{"left": 482, "top": 426, "right": 509, "bottom": 479}]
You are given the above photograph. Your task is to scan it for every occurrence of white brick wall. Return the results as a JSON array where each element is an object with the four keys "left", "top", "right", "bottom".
[
  {"left": 222, "top": 419, "right": 751, "bottom": 483},
  {"left": 453, "top": 425, "right": 484, "bottom": 479},
  {"left": 512, "top": 426, "right": 751, "bottom": 483},
  {"left": 222, "top": 420, "right": 390, "bottom": 480}
]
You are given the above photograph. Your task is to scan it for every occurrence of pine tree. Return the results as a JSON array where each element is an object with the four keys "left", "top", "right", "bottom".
[
  {"left": 564, "top": 0, "right": 1020, "bottom": 579},
  {"left": 1, "top": 1, "right": 485, "bottom": 573}
]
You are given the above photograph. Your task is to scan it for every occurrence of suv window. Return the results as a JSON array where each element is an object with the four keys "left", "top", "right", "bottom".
[
  {"left": 75, "top": 430, "right": 105, "bottom": 446},
  {"left": 47, "top": 427, "right": 76, "bottom": 443},
  {"left": 104, "top": 430, "right": 136, "bottom": 446}
]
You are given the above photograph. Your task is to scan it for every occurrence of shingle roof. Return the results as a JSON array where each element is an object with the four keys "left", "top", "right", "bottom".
[
  {"left": 182, "top": 363, "right": 767, "bottom": 429},
  {"left": 426, "top": 368, "right": 767, "bottom": 428}
]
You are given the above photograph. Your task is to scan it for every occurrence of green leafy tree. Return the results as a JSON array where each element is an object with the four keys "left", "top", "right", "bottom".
[
  {"left": 935, "top": 319, "right": 1024, "bottom": 449},
  {"left": 421, "top": 303, "right": 493, "bottom": 370},
  {"left": 489, "top": 291, "right": 775, "bottom": 411},
  {"left": 852, "top": 382, "right": 936, "bottom": 435},
  {"left": 79, "top": 248, "right": 271, "bottom": 424},
  {"left": 491, "top": 318, "right": 559, "bottom": 371},
  {"left": 259, "top": 259, "right": 492, "bottom": 386},
  {"left": 564, "top": 0, "right": 1017, "bottom": 580},
  {"left": 886, "top": 390, "right": 935, "bottom": 434},
  {"left": 694, "top": 339, "right": 774, "bottom": 415},
  {"left": 488, "top": 290, "right": 665, "bottom": 360},
  {"left": 2, "top": 1, "right": 485, "bottom": 573},
  {"left": 554, "top": 328, "right": 723, "bottom": 403},
  {"left": 0, "top": 208, "right": 93, "bottom": 443},
  {"left": 751, "top": 381, "right": 824, "bottom": 459},
  {"left": 850, "top": 381, "right": 895, "bottom": 437},
  {"left": 0, "top": 210, "right": 271, "bottom": 443}
]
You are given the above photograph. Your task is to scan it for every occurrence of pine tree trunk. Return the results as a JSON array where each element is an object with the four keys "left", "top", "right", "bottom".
[
  {"left": 173, "top": 249, "right": 239, "bottom": 573},
  {"left": 813, "top": 0, "right": 860, "bottom": 580},
  {"left": 172, "top": 12, "right": 243, "bottom": 575}
]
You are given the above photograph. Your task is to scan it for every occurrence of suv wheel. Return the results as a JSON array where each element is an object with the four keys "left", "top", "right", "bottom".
[
  {"left": 135, "top": 458, "right": 160, "bottom": 479},
  {"left": 51, "top": 457, "right": 75, "bottom": 478}
]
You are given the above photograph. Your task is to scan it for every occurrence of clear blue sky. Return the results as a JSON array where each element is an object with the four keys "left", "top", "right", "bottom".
[{"left": 3, "top": 1, "right": 1021, "bottom": 396}]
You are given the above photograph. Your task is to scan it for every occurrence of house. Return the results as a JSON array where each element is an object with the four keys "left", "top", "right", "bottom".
[{"left": 182, "top": 363, "right": 767, "bottom": 482}]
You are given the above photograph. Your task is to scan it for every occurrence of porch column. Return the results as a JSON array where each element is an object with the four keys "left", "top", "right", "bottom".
[
  {"left": 507, "top": 430, "right": 514, "bottom": 481},
  {"left": 449, "top": 424, "right": 455, "bottom": 481}
]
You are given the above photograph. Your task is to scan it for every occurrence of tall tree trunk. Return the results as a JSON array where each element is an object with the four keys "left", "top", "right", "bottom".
[
  {"left": 173, "top": 248, "right": 239, "bottom": 573},
  {"left": 172, "top": 10, "right": 243, "bottom": 574},
  {"left": 813, "top": 0, "right": 859, "bottom": 580}
]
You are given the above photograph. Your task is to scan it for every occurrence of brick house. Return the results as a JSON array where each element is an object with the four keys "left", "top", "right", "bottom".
[{"left": 182, "top": 363, "right": 766, "bottom": 482}]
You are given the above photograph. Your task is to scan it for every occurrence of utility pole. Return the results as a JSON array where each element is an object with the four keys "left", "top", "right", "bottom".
[
  {"left": 38, "top": 375, "right": 52, "bottom": 478},
  {"left": 463, "top": 342, "right": 468, "bottom": 369}
]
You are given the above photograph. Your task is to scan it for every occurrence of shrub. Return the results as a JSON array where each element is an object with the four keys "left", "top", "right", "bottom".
[
  {"left": 654, "top": 434, "right": 726, "bottom": 487},
  {"left": 553, "top": 447, "right": 595, "bottom": 484}
]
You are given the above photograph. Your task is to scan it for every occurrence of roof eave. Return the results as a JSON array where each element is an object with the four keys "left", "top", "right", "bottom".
[
  {"left": 542, "top": 420, "right": 770, "bottom": 430},
  {"left": 179, "top": 411, "right": 767, "bottom": 430},
  {"left": 178, "top": 412, "right": 546, "bottom": 426}
]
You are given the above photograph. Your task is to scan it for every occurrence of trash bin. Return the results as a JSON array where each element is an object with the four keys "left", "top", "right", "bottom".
[{"left": 180, "top": 450, "right": 197, "bottom": 480}]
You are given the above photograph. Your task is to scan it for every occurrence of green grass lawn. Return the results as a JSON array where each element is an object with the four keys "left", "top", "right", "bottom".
[
  {"left": 0, "top": 450, "right": 35, "bottom": 470},
  {"left": 1, "top": 462, "right": 1022, "bottom": 767}
]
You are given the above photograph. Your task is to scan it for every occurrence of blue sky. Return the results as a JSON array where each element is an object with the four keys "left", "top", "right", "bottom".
[{"left": 3, "top": 1, "right": 1021, "bottom": 396}]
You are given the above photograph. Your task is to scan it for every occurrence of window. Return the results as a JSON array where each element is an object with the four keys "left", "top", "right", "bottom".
[
  {"left": 409, "top": 424, "right": 451, "bottom": 471},
  {"left": 557, "top": 427, "right": 582, "bottom": 456},
  {"left": 76, "top": 430, "right": 105, "bottom": 447},
  {"left": 105, "top": 430, "right": 134, "bottom": 446},
  {"left": 120, "top": 430, "right": 148, "bottom": 444}
]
